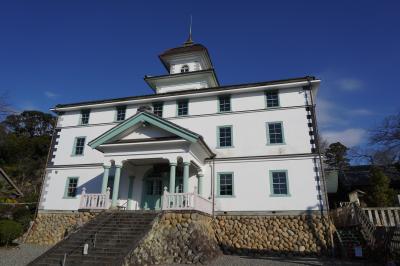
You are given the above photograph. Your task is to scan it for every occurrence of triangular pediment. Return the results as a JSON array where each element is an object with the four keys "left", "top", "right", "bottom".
[
  {"left": 88, "top": 111, "right": 200, "bottom": 149},
  {"left": 119, "top": 124, "right": 175, "bottom": 141}
]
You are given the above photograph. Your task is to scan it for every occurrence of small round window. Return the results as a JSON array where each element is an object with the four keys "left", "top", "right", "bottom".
[{"left": 181, "top": 65, "right": 189, "bottom": 73}]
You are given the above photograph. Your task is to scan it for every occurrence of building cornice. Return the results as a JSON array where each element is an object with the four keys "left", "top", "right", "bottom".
[{"left": 52, "top": 77, "right": 319, "bottom": 112}]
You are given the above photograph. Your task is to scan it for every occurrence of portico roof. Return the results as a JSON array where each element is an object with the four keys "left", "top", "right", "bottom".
[{"left": 88, "top": 111, "right": 215, "bottom": 157}]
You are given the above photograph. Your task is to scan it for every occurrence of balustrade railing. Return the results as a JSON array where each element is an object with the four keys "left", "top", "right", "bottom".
[
  {"left": 79, "top": 187, "right": 110, "bottom": 210},
  {"left": 363, "top": 207, "right": 400, "bottom": 227},
  {"left": 161, "top": 187, "right": 213, "bottom": 215}
]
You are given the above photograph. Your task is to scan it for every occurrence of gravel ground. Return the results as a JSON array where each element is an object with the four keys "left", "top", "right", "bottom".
[
  {"left": 0, "top": 243, "right": 51, "bottom": 266},
  {"left": 169, "top": 255, "right": 379, "bottom": 266},
  {"left": 0, "top": 245, "right": 379, "bottom": 266}
]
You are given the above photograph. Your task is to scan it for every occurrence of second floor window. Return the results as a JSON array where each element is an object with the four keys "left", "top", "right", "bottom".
[
  {"left": 73, "top": 137, "right": 86, "bottom": 155},
  {"left": 181, "top": 64, "right": 189, "bottom": 73},
  {"left": 153, "top": 102, "right": 163, "bottom": 117},
  {"left": 266, "top": 90, "right": 280, "bottom": 108},
  {"left": 267, "top": 122, "right": 284, "bottom": 144},
  {"left": 218, "top": 95, "right": 231, "bottom": 112},
  {"left": 177, "top": 100, "right": 188, "bottom": 116},
  {"left": 218, "top": 126, "right": 233, "bottom": 148},
  {"left": 116, "top": 106, "right": 126, "bottom": 121},
  {"left": 80, "top": 110, "right": 90, "bottom": 125}
]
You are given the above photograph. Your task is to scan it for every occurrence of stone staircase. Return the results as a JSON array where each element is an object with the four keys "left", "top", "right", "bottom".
[
  {"left": 336, "top": 227, "right": 367, "bottom": 258},
  {"left": 29, "top": 211, "right": 159, "bottom": 266}
]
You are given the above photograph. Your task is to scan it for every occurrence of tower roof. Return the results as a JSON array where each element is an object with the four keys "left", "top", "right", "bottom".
[
  {"left": 158, "top": 43, "right": 214, "bottom": 71},
  {"left": 159, "top": 43, "right": 208, "bottom": 59}
]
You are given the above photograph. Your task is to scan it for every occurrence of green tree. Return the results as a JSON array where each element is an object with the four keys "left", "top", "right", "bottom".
[
  {"left": 324, "top": 142, "right": 350, "bottom": 169},
  {"left": 0, "top": 111, "right": 55, "bottom": 197},
  {"left": 367, "top": 167, "right": 395, "bottom": 207},
  {"left": 2, "top": 110, "right": 55, "bottom": 137}
]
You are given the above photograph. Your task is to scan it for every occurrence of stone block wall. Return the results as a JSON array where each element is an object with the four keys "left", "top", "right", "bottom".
[
  {"left": 125, "top": 211, "right": 221, "bottom": 265},
  {"left": 25, "top": 210, "right": 334, "bottom": 262},
  {"left": 214, "top": 214, "right": 333, "bottom": 256},
  {"left": 25, "top": 211, "right": 99, "bottom": 245}
]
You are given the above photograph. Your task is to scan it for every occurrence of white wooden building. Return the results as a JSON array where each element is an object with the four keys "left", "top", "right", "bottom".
[{"left": 38, "top": 37, "right": 326, "bottom": 215}]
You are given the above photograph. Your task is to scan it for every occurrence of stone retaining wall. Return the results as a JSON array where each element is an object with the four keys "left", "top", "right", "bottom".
[
  {"left": 25, "top": 211, "right": 333, "bottom": 262},
  {"left": 214, "top": 214, "right": 333, "bottom": 256},
  {"left": 25, "top": 211, "right": 99, "bottom": 245},
  {"left": 125, "top": 211, "right": 221, "bottom": 265}
]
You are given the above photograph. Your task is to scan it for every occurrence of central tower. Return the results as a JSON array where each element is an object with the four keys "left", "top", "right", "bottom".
[{"left": 144, "top": 36, "right": 219, "bottom": 94}]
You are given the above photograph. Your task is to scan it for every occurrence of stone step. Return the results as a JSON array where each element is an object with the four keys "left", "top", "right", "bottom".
[
  {"left": 67, "top": 232, "right": 144, "bottom": 241},
  {"left": 83, "top": 222, "right": 153, "bottom": 229},
  {"left": 79, "top": 228, "right": 149, "bottom": 234},
  {"left": 58, "top": 242, "right": 136, "bottom": 251},
  {"left": 29, "top": 212, "right": 159, "bottom": 265},
  {"left": 38, "top": 255, "right": 118, "bottom": 265},
  {"left": 49, "top": 249, "right": 124, "bottom": 257}
]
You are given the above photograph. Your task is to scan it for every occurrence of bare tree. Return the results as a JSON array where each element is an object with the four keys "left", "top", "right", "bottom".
[{"left": 370, "top": 112, "right": 400, "bottom": 163}]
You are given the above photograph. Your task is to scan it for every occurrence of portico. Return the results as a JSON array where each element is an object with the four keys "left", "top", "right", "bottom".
[{"left": 79, "top": 110, "right": 214, "bottom": 212}]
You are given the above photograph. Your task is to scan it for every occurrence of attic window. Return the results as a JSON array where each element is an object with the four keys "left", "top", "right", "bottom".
[{"left": 181, "top": 65, "right": 189, "bottom": 73}]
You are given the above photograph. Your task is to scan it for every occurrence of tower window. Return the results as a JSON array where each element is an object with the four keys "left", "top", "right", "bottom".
[{"left": 181, "top": 65, "right": 189, "bottom": 73}]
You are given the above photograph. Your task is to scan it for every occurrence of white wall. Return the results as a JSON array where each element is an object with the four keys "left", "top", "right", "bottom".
[
  {"left": 172, "top": 107, "right": 312, "bottom": 157},
  {"left": 56, "top": 86, "right": 307, "bottom": 127},
  {"left": 213, "top": 157, "right": 321, "bottom": 211},
  {"left": 53, "top": 106, "right": 312, "bottom": 165},
  {"left": 43, "top": 85, "right": 318, "bottom": 212},
  {"left": 42, "top": 167, "right": 104, "bottom": 211}
]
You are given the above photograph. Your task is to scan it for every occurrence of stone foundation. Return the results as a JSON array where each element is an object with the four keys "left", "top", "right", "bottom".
[
  {"left": 25, "top": 210, "right": 333, "bottom": 262},
  {"left": 125, "top": 211, "right": 221, "bottom": 265},
  {"left": 25, "top": 211, "right": 99, "bottom": 245},
  {"left": 214, "top": 214, "right": 333, "bottom": 256}
]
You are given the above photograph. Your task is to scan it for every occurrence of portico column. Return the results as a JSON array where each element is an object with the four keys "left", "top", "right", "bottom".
[
  {"left": 127, "top": 176, "right": 134, "bottom": 210},
  {"left": 111, "top": 165, "right": 122, "bottom": 208},
  {"left": 197, "top": 173, "right": 204, "bottom": 195},
  {"left": 169, "top": 162, "right": 177, "bottom": 193},
  {"left": 101, "top": 165, "right": 111, "bottom": 194},
  {"left": 183, "top": 162, "right": 190, "bottom": 193}
]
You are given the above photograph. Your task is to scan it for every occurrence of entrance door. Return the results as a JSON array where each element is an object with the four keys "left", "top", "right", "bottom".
[{"left": 142, "top": 177, "right": 167, "bottom": 210}]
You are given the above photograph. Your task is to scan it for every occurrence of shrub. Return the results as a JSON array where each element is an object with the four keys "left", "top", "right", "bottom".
[{"left": 0, "top": 219, "right": 23, "bottom": 245}]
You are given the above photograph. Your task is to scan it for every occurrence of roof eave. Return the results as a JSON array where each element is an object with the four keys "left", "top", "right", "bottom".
[
  {"left": 52, "top": 76, "right": 319, "bottom": 111},
  {"left": 144, "top": 69, "right": 219, "bottom": 92}
]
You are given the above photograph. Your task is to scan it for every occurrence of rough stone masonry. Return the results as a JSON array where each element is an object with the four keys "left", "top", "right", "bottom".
[
  {"left": 214, "top": 214, "right": 333, "bottom": 256},
  {"left": 25, "top": 211, "right": 99, "bottom": 245},
  {"left": 26, "top": 211, "right": 333, "bottom": 264}
]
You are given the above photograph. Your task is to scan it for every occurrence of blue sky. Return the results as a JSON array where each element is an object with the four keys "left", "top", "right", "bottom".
[{"left": 0, "top": 1, "right": 399, "bottom": 147}]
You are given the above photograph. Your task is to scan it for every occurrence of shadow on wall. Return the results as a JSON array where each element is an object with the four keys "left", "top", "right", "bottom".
[
  {"left": 76, "top": 173, "right": 103, "bottom": 195},
  {"left": 216, "top": 205, "right": 332, "bottom": 257}
]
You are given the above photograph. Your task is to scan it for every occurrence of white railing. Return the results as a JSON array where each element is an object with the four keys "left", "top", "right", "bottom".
[
  {"left": 79, "top": 187, "right": 111, "bottom": 210},
  {"left": 161, "top": 187, "right": 213, "bottom": 215},
  {"left": 363, "top": 207, "right": 400, "bottom": 227}
]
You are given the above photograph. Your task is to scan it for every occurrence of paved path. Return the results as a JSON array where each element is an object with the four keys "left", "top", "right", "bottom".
[{"left": 0, "top": 243, "right": 50, "bottom": 266}]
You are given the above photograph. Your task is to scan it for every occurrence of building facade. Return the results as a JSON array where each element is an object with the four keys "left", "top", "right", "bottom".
[{"left": 38, "top": 38, "right": 325, "bottom": 215}]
